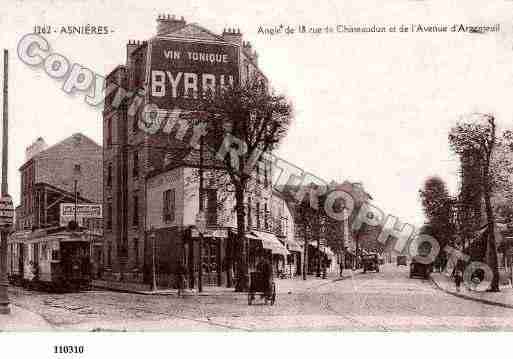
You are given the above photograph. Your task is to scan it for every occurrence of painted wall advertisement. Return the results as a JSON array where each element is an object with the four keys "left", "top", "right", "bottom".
[{"left": 150, "top": 38, "right": 240, "bottom": 110}]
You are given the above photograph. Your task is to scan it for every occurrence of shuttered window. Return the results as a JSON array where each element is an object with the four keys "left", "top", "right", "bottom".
[{"left": 163, "top": 189, "right": 175, "bottom": 222}]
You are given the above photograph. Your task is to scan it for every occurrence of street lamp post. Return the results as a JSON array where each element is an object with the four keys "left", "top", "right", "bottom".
[
  {"left": 74, "top": 180, "right": 78, "bottom": 223},
  {"left": 149, "top": 228, "right": 157, "bottom": 291},
  {"left": 196, "top": 132, "right": 205, "bottom": 293},
  {"left": 73, "top": 164, "right": 81, "bottom": 225},
  {"left": 196, "top": 212, "right": 206, "bottom": 293},
  {"left": 0, "top": 49, "right": 12, "bottom": 315}
]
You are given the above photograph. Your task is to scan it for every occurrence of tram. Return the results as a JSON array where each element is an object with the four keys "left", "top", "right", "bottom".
[{"left": 7, "top": 229, "right": 92, "bottom": 292}]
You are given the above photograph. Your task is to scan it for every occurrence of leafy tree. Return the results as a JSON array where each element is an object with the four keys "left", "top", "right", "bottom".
[
  {"left": 294, "top": 185, "right": 323, "bottom": 279},
  {"left": 418, "top": 176, "right": 455, "bottom": 268},
  {"left": 449, "top": 113, "right": 500, "bottom": 291},
  {"left": 190, "top": 77, "right": 293, "bottom": 291}
]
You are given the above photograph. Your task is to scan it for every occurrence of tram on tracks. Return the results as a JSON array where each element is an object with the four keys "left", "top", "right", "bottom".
[{"left": 7, "top": 228, "right": 92, "bottom": 292}]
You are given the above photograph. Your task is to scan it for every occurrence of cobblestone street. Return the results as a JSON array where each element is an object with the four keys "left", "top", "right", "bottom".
[{"left": 6, "top": 264, "right": 513, "bottom": 331}]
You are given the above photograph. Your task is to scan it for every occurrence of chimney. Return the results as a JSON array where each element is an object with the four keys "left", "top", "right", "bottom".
[
  {"left": 126, "top": 40, "right": 140, "bottom": 66},
  {"left": 252, "top": 50, "right": 258, "bottom": 66},
  {"left": 25, "top": 137, "right": 48, "bottom": 161},
  {"left": 156, "top": 14, "right": 186, "bottom": 35},
  {"left": 222, "top": 27, "right": 242, "bottom": 46},
  {"left": 243, "top": 41, "right": 258, "bottom": 65}
]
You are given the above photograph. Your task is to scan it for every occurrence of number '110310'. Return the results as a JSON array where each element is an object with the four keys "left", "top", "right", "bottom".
[{"left": 54, "top": 346, "right": 84, "bottom": 354}]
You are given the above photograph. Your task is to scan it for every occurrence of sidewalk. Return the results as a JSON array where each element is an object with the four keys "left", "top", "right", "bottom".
[
  {"left": 431, "top": 272, "right": 513, "bottom": 309},
  {"left": 127, "top": 272, "right": 347, "bottom": 297},
  {"left": 0, "top": 305, "right": 54, "bottom": 331}
]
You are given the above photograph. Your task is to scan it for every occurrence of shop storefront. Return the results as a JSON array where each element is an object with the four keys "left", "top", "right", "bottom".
[
  {"left": 281, "top": 237, "right": 303, "bottom": 277},
  {"left": 246, "top": 230, "right": 289, "bottom": 276}
]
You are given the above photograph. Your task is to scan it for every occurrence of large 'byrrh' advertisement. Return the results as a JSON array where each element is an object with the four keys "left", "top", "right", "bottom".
[{"left": 150, "top": 39, "right": 240, "bottom": 110}]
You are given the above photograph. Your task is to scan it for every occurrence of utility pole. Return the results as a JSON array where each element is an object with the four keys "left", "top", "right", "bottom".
[
  {"left": 341, "top": 207, "right": 349, "bottom": 276},
  {"left": 316, "top": 223, "right": 321, "bottom": 277},
  {"left": 302, "top": 226, "right": 308, "bottom": 280},
  {"left": 0, "top": 50, "right": 12, "bottom": 314},
  {"left": 74, "top": 178, "right": 78, "bottom": 224},
  {"left": 197, "top": 134, "right": 205, "bottom": 293}
]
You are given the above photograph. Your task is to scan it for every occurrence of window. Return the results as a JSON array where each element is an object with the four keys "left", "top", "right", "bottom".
[
  {"left": 51, "top": 250, "right": 60, "bottom": 261},
  {"left": 163, "top": 189, "right": 175, "bottom": 222},
  {"left": 256, "top": 202, "right": 260, "bottom": 229},
  {"left": 133, "top": 151, "right": 139, "bottom": 178},
  {"left": 264, "top": 203, "right": 268, "bottom": 230},
  {"left": 74, "top": 164, "right": 81, "bottom": 173},
  {"left": 42, "top": 244, "right": 48, "bottom": 261},
  {"left": 206, "top": 189, "right": 217, "bottom": 226},
  {"left": 133, "top": 114, "right": 139, "bottom": 132},
  {"left": 106, "top": 202, "right": 112, "bottom": 229},
  {"left": 32, "top": 243, "right": 39, "bottom": 263},
  {"left": 107, "top": 244, "right": 112, "bottom": 267},
  {"left": 107, "top": 118, "right": 112, "bottom": 147},
  {"left": 247, "top": 197, "right": 252, "bottom": 229},
  {"left": 120, "top": 239, "right": 128, "bottom": 258},
  {"left": 133, "top": 194, "right": 139, "bottom": 226},
  {"left": 134, "top": 238, "right": 139, "bottom": 266},
  {"left": 264, "top": 161, "right": 269, "bottom": 187},
  {"left": 107, "top": 163, "right": 112, "bottom": 187}
]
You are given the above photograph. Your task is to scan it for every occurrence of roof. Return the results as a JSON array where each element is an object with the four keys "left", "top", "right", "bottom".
[
  {"left": 153, "top": 23, "right": 232, "bottom": 44},
  {"left": 33, "top": 182, "right": 94, "bottom": 203},
  {"left": 20, "top": 133, "right": 102, "bottom": 170}
]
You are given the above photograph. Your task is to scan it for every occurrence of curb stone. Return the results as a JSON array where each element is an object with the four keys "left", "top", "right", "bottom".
[
  {"left": 430, "top": 276, "right": 513, "bottom": 310},
  {"left": 94, "top": 275, "right": 348, "bottom": 297}
]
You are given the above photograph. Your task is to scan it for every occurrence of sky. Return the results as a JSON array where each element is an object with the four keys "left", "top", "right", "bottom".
[{"left": 1, "top": 0, "right": 513, "bottom": 227}]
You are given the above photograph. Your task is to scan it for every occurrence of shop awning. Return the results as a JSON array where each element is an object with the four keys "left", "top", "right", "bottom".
[
  {"left": 191, "top": 228, "right": 229, "bottom": 238},
  {"left": 283, "top": 238, "right": 303, "bottom": 253},
  {"left": 253, "top": 231, "right": 290, "bottom": 257},
  {"left": 245, "top": 231, "right": 261, "bottom": 241},
  {"left": 308, "top": 241, "right": 335, "bottom": 258},
  {"left": 323, "top": 247, "right": 335, "bottom": 257}
]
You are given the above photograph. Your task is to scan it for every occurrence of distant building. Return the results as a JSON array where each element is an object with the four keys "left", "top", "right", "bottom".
[
  {"left": 10, "top": 134, "right": 103, "bottom": 283},
  {"left": 15, "top": 133, "right": 103, "bottom": 231},
  {"left": 271, "top": 190, "right": 302, "bottom": 276}
]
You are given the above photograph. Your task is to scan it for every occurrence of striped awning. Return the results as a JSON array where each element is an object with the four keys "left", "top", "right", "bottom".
[{"left": 252, "top": 230, "right": 290, "bottom": 257}]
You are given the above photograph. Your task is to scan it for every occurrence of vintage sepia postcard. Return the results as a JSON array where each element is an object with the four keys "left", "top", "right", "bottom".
[{"left": 2, "top": 2, "right": 513, "bottom": 353}]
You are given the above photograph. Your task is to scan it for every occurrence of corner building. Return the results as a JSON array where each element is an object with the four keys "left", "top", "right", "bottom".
[{"left": 101, "top": 15, "right": 287, "bottom": 289}]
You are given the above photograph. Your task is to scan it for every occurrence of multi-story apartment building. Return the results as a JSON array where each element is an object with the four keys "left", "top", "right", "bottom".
[
  {"left": 271, "top": 189, "right": 302, "bottom": 277},
  {"left": 102, "top": 15, "right": 287, "bottom": 288}
]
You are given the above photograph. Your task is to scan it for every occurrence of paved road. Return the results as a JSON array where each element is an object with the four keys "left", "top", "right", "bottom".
[{"left": 7, "top": 264, "right": 513, "bottom": 331}]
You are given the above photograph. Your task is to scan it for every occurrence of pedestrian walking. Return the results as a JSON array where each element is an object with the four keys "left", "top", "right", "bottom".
[
  {"left": 257, "top": 255, "right": 273, "bottom": 298},
  {"left": 176, "top": 262, "right": 187, "bottom": 297},
  {"left": 454, "top": 268, "right": 463, "bottom": 292}
]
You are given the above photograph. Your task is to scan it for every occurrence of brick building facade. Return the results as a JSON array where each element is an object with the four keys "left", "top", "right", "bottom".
[{"left": 15, "top": 133, "right": 103, "bottom": 231}]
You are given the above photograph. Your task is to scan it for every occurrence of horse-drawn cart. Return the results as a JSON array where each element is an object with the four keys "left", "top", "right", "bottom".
[{"left": 248, "top": 271, "right": 276, "bottom": 305}]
